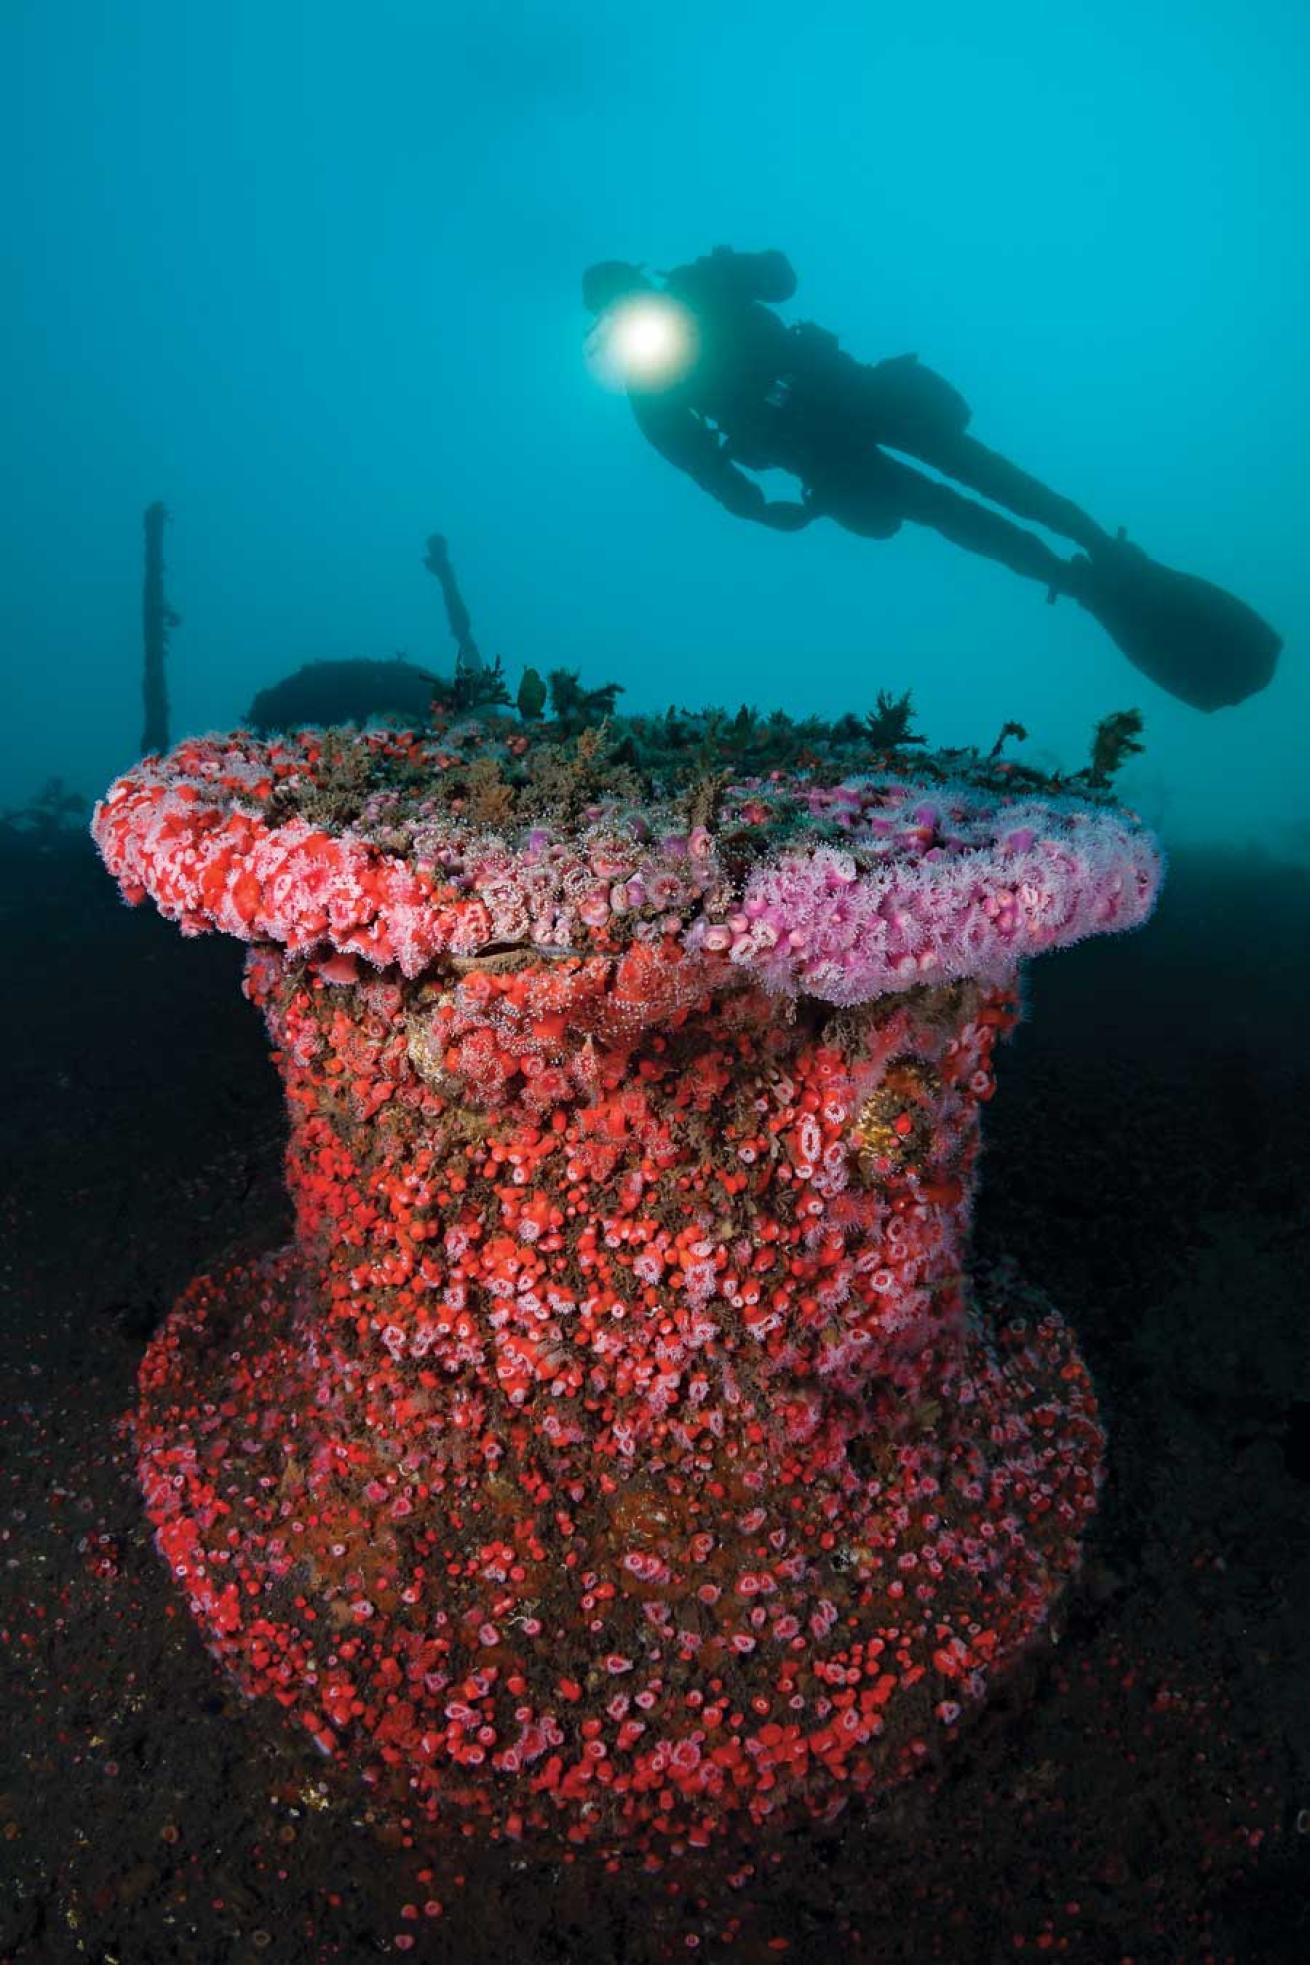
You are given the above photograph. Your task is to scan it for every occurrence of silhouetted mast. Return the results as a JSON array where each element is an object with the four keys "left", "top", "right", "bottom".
[
  {"left": 423, "top": 533, "right": 485, "bottom": 681},
  {"left": 141, "top": 501, "right": 179, "bottom": 755}
]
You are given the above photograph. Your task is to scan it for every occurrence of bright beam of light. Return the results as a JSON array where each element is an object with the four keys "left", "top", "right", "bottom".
[{"left": 585, "top": 296, "right": 698, "bottom": 392}]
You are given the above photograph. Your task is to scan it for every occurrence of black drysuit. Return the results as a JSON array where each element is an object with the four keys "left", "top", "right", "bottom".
[{"left": 628, "top": 246, "right": 1105, "bottom": 591}]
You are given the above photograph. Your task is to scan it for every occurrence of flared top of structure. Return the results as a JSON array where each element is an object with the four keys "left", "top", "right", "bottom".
[{"left": 93, "top": 725, "right": 1162, "bottom": 1005}]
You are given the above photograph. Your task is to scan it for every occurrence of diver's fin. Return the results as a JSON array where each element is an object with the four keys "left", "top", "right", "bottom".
[{"left": 1069, "top": 538, "right": 1281, "bottom": 712}]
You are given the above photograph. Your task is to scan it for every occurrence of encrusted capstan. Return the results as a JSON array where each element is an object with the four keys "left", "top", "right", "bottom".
[{"left": 93, "top": 725, "right": 1163, "bottom": 1857}]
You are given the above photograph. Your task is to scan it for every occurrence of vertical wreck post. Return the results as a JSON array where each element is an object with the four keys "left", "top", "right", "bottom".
[
  {"left": 141, "top": 501, "right": 177, "bottom": 756},
  {"left": 422, "top": 532, "right": 485, "bottom": 683}
]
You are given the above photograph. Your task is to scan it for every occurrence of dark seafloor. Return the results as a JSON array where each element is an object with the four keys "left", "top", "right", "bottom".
[{"left": 1, "top": 825, "right": 1307, "bottom": 1965}]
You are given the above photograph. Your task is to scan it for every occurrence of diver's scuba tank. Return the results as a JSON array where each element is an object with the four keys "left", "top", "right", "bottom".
[{"left": 863, "top": 353, "right": 972, "bottom": 443}]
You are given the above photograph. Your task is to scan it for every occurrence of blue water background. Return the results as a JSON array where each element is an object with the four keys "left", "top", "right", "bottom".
[{"left": 2, "top": 0, "right": 1306, "bottom": 855}]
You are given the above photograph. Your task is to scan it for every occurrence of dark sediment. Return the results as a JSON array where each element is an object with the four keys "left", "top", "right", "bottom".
[{"left": 1, "top": 831, "right": 1306, "bottom": 1962}]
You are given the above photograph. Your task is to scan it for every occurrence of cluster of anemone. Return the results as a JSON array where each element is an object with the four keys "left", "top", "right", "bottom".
[
  {"left": 94, "top": 723, "right": 1161, "bottom": 1858},
  {"left": 93, "top": 726, "right": 1159, "bottom": 1004}
]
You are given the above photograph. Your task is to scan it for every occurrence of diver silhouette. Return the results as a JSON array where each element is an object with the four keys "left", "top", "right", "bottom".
[{"left": 582, "top": 248, "right": 1281, "bottom": 712}]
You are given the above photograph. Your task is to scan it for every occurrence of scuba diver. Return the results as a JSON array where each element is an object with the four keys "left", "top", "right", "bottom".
[{"left": 582, "top": 248, "right": 1281, "bottom": 712}]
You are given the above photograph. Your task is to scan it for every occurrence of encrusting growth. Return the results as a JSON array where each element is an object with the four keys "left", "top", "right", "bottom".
[{"left": 93, "top": 710, "right": 1161, "bottom": 1858}]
